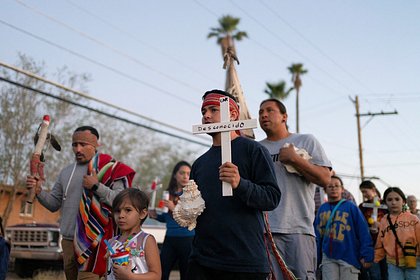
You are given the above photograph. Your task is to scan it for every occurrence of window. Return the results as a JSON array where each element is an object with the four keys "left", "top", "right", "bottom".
[{"left": 19, "top": 199, "right": 33, "bottom": 216}]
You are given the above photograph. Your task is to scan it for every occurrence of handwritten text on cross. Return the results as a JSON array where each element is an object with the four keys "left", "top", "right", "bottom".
[{"left": 193, "top": 96, "right": 257, "bottom": 196}]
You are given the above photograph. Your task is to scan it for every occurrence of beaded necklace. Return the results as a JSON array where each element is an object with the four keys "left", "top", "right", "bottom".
[{"left": 115, "top": 232, "right": 143, "bottom": 257}]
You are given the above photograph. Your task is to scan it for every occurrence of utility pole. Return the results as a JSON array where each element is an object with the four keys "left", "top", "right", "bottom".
[
  {"left": 350, "top": 95, "right": 398, "bottom": 181},
  {"left": 354, "top": 96, "right": 364, "bottom": 180}
]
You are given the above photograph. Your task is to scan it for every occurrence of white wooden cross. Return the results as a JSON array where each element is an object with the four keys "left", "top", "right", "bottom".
[
  {"left": 192, "top": 96, "right": 257, "bottom": 196},
  {"left": 362, "top": 196, "right": 388, "bottom": 223}
]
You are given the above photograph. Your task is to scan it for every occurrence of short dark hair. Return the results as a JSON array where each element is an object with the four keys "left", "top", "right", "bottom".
[
  {"left": 383, "top": 187, "right": 406, "bottom": 204},
  {"left": 260, "top": 98, "right": 287, "bottom": 114},
  {"left": 331, "top": 175, "right": 344, "bottom": 187},
  {"left": 74, "top": 126, "right": 99, "bottom": 139},
  {"left": 112, "top": 188, "right": 149, "bottom": 225},
  {"left": 359, "top": 180, "right": 376, "bottom": 190},
  {"left": 202, "top": 89, "right": 239, "bottom": 104}
]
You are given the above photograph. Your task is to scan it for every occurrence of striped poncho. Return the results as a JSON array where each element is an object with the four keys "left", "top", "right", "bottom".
[{"left": 74, "top": 153, "right": 135, "bottom": 276}]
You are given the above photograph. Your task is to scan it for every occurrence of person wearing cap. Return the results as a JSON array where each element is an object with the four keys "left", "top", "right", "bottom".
[
  {"left": 259, "top": 98, "right": 332, "bottom": 280},
  {"left": 26, "top": 126, "right": 135, "bottom": 280},
  {"left": 187, "top": 89, "right": 281, "bottom": 279}
]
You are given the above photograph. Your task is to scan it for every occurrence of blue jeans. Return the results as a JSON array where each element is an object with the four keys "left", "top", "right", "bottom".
[
  {"left": 364, "top": 262, "right": 381, "bottom": 280},
  {"left": 360, "top": 260, "right": 388, "bottom": 280},
  {"left": 388, "top": 260, "right": 420, "bottom": 280}
]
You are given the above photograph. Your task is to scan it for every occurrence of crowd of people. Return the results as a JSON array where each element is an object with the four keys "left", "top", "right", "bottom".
[{"left": 0, "top": 89, "right": 417, "bottom": 280}]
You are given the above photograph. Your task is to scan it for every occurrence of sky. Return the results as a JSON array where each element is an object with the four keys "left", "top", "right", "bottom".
[{"left": 1, "top": 0, "right": 420, "bottom": 204}]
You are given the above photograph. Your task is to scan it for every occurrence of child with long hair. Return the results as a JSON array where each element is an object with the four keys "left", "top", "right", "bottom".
[
  {"left": 359, "top": 180, "right": 388, "bottom": 280},
  {"left": 106, "top": 188, "right": 161, "bottom": 280},
  {"left": 374, "top": 187, "right": 420, "bottom": 279},
  {"left": 149, "top": 161, "right": 193, "bottom": 280}
]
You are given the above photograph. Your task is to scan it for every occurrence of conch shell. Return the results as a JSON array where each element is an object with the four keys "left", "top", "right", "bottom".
[
  {"left": 172, "top": 180, "right": 205, "bottom": 231},
  {"left": 282, "top": 143, "right": 312, "bottom": 176}
]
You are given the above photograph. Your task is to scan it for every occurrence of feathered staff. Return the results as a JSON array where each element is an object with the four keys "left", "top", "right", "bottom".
[
  {"left": 148, "top": 177, "right": 162, "bottom": 210},
  {"left": 27, "top": 115, "right": 61, "bottom": 203}
]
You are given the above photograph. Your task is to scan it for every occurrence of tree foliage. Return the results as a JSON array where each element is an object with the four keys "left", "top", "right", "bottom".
[
  {"left": 0, "top": 54, "right": 199, "bottom": 226},
  {"left": 208, "top": 14, "right": 248, "bottom": 58},
  {"left": 288, "top": 63, "right": 308, "bottom": 90},
  {"left": 264, "top": 80, "right": 293, "bottom": 100},
  {"left": 207, "top": 15, "right": 248, "bottom": 43}
]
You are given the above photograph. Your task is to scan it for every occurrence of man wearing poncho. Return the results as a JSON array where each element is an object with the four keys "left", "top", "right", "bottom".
[{"left": 27, "top": 126, "right": 135, "bottom": 280}]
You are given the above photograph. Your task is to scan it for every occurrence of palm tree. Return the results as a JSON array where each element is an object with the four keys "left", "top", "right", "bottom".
[
  {"left": 264, "top": 80, "right": 293, "bottom": 100},
  {"left": 207, "top": 15, "right": 248, "bottom": 59},
  {"left": 288, "top": 63, "right": 308, "bottom": 133},
  {"left": 208, "top": 15, "right": 255, "bottom": 138}
]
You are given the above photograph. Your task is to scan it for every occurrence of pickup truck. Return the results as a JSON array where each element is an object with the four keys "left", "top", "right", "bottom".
[
  {"left": 5, "top": 223, "right": 63, "bottom": 278},
  {"left": 142, "top": 218, "right": 166, "bottom": 248},
  {"left": 6, "top": 219, "right": 166, "bottom": 277}
]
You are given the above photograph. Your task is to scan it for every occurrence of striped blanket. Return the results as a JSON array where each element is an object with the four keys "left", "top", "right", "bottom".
[{"left": 74, "top": 153, "right": 135, "bottom": 275}]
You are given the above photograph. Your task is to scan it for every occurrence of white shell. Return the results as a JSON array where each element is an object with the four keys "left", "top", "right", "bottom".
[
  {"left": 282, "top": 143, "right": 312, "bottom": 175},
  {"left": 172, "top": 179, "right": 205, "bottom": 231}
]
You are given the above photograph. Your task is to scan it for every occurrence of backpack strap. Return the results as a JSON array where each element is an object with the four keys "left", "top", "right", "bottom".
[
  {"left": 320, "top": 199, "right": 347, "bottom": 261},
  {"left": 387, "top": 214, "right": 405, "bottom": 253},
  {"left": 325, "top": 199, "right": 347, "bottom": 232}
]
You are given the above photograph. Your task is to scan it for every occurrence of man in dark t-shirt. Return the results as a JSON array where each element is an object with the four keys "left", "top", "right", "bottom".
[{"left": 187, "top": 89, "right": 281, "bottom": 280}]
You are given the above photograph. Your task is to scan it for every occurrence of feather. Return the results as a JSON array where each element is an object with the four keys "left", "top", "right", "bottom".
[
  {"left": 48, "top": 133, "right": 61, "bottom": 151},
  {"left": 34, "top": 132, "right": 61, "bottom": 151}
]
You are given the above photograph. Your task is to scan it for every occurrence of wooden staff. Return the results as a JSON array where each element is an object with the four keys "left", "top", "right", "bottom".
[{"left": 27, "top": 115, "right": 50, "bottom": 203}]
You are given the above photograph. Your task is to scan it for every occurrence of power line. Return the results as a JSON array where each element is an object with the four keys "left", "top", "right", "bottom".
[
  {"left": 0, "top": 75, "right": 210, "bottom": 147},
  {"left": 194, "top": 0, "right": 354, "bottom": 97},
  {"left": 0, "top": 19, "right": 198, "bottom": 107},
  {"left": 228, "top": 0, "right": 357, "bottom": 95},
  {"left": 0, "top": 60, "right": 209, "bottom": 143},
  {"left": 362, "top": 93, "right": 420, "bottom": 97},
  {"left": 350, "top": 95, "right": 398, "bottom": 180},
  {"left": 259, "top": 0, "right": 374, "bottom": 94},
  {"left": 65, "top": 0, "right": 219, "bottom": 84},
  {"left": 192, "top": 0, "right": 220, "bottom": 17},
  {"left": 250, "top": 33, "right": 349, "bottom": 96},
  {"left": 336, "top": 173, "right": 393, "bottom": 187},
  {"left": 359, "top": 95, "right": 420, "bottom": 103},
  {"left": 14, "top": 0, "right": 203, "bottom": 93}
]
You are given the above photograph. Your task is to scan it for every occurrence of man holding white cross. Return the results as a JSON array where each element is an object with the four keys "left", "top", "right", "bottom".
[{"left": 187, "top": 89, "right": 281, "bottom": 280}]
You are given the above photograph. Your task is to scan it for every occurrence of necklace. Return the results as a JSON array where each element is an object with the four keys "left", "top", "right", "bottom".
[
  {"left": 119, "top": 233, "right": 135, "bottom": 246},
  {"left": 119, "top": 232, "right": 143, "bottom": 257}
]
